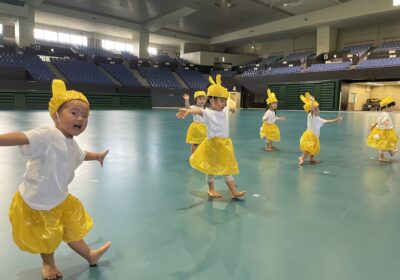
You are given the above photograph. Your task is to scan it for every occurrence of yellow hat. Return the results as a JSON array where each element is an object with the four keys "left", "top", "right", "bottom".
[
  {"left": 194, "top": 90, "right": 206, "bottom": 99},
  {"left": 207, "top": 74, "right": 229, "bottom": 99},
  {"left": 300, "top": 92, "right": 319, "bottom": 113},
  {"left": 266, "top": 88, "right": 278, "bottom": 104},
  {"left": 379, "top": 96, "right": 395, "bottom": 108},
  {"left": 49, "top": 80, "right": 89, "bottom": 115}
]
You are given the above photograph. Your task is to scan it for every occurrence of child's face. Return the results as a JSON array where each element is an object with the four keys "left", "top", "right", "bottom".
[
  {"left": 269, "top": 102, "right": 277, "bottom": 110},
  {"left": 210, "top": 97, "right": 226, "bottom": 111},
  {"left": 53, "top": 100, "right": 89, "bottom": 138},
  {"left": 311, "top": 106, "right": 320, "bottom": 116},
  {"left": 195, "top": 96, "right": 206, "bottom": 107}
]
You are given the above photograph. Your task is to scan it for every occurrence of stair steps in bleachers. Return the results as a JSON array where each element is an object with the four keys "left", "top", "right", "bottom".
[
  {"left": 172, "top": 72, "right": 189, "bottom": 89},
  {"left": 46, "top": 61, "right": 66, "bottom": 81},
  {"left": 98, "top": 66, "right": 120, "bottom": 86},
  {"left": 132, "top": 69, "right": 150, "bottom": 87}
]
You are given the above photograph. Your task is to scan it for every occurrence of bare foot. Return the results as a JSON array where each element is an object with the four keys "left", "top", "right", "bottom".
[
  {"left": 208, "top": 190, "right": 222, "bottom": 198},
  {"left": 389, "top": 149, "right": 398, "bottom": 157},
  {"left": 265, "top": 148, "right": 274, "bottom": 152},
  {"left": 231, "top": 191, "right": 246, "bottom": 199},
  {"left": 42, "top": 263, "right": 62, "bottom": 280},
  {"left": 309, "top": 159, "right": 320, "bottom": 164},
  {"left": 89, "top": 242, "right": 112, "bottom": 266},
  {"left": 298, "top": 156, "right": 304, "bottom": 165},
  {"left": 379, "top": 157, "right": 391, "bottom": 163}
]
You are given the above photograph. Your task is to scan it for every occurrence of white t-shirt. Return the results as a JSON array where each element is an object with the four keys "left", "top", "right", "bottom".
[
  {"left": 203, "top": 107, "right": 230, "bottom": 138},
  {"left": 262, "top": 109, "right": 276, "bottom": 124},
  {"left": 190, "top": 105, "right": 204, "bottom": 123},
  {"left": 18, "top": 127, "right": 85, "bottom": 210},
  {"left": 307, "top": 113, "right": 326, "bottom": 137},
  {"left": 376, "top": 112, "right": 393, "bottom": 129}
]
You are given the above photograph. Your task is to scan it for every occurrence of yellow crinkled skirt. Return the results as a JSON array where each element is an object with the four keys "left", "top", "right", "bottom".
[
  {"left": 260, "top": 123, "right": 280, "bottom": 141},
  {"left": 9, "top": 192, "right": 93, "bottom": 254},
  {"left": 186, "top": 122, "right": 207, "bottom": 144},
  {"left": 189, "top": 137, "right": 239, "bottom": 175},
  {"left": 367, "top": 127, "right": 398, "bottom": 151},
  {"left": 299, "top": 130, "right": 320, "bottom": 156}
]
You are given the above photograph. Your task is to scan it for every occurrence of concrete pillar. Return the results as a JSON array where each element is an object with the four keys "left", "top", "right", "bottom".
[
  {"left": 15, "top": 8, "right": 34, "bottom": 48},
  {"left": 138, "top": 30, "right": 149, "bottom": 59},
  {"left": 316, "top": 25, "right": 337, "bottom": 55}
]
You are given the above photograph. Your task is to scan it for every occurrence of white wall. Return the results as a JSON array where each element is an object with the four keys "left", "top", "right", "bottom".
[{"left": 181, "top": 51, "right": 257, "bottom": 66}]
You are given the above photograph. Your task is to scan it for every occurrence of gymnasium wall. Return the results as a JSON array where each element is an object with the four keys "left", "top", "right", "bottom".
[{"left": 348, "top": 84, "right": 400, "bottom": 111}]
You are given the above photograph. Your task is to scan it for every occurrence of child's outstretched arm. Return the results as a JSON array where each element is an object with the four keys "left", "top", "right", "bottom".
[
  {"left": 176, "top": 107, "right": 203, "bottom": 119},
  {"left": 183, "top": 94, "right": 191, "bottom": 109},
  {"left": 369, "top": 123, "right": 377, "bottom": 131},
  {"left": 0, "top": 132, "right": 29, "bottom": 146},
  {"left": 325, "top": 116, "right": 343, "bottom": 124},
  {"left": 277, "top": 116, "right": 286, "bottom": 121},
  {"left": 84, "top": 149, "right": 109, "bottom": 167}
]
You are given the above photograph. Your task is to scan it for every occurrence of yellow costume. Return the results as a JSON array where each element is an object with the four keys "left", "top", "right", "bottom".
[
  {"left": 299, "top": 93, "right": 321, "bottom": 156},
  {"left": 189, "top": 75, "right": 239, "bottom": 175},
  {"left": 260, "top": 89, "right": 280, "bottom": 141},
  {"left": 186, "top": 91, "right": 207, "bottom": 144},
  {"left": 367, "top": 96, "right": 398, "bottom": 151},
  {"left": 9, "top": 80, "right": 93, "bottom": 254},
  {"left": 9, "top": 192, "right": 93, "bottom": 254}
]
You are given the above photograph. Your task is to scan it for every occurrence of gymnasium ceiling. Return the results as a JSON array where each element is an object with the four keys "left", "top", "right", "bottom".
[
  {"left": 1, "top": 0, "right": 400, "bottom": 47},
  {"left": 40, "top": 0, "right": 352, "bottom": 38}
]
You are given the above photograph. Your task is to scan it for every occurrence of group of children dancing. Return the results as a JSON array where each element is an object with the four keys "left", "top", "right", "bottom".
[
  {"left": 0, "top": 74, "right": 397, "bottom": 279},
  {"left": 178, "top": 74, "right": 398, "bottom": 199}
]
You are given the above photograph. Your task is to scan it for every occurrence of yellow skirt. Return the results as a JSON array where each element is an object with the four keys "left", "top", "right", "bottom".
[
  {"left": 260, "top": 123, "right": 280, "bottom": 141},
  {"left": 299, "top": 130, "right": 320, "bottom": 156},
  {"left": 186, "top": 122, "right": 207, "bottom": 145},
  {"left": 367, "top": 127, "right": 398, "bottom": 151},
  {"left": 189, "top": 137, "right": 239, "bottom": 175},
  {"left": 9, "top": 192, "right": 93, "bottom": 254}
]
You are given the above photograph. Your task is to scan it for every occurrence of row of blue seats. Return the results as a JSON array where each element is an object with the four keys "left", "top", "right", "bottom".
[
  {"left": 138, "top": 67, "right": 182, "bottom": 88},
  {"left": 176, "top": 69, "right": 208, "bottom": 90},
  {"left": 100, "top": 63, "right": 142, "bottom": 87},
  {"left": 0, "top": 53, "right": 54, "bottom": 81}
]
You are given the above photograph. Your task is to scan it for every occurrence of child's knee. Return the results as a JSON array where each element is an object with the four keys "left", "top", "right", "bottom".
[{"left": 224, "top": 175, "right": 234, "bottom": 183}]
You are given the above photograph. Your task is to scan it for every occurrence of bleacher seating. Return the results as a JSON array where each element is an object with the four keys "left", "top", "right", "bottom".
[
  {"left": 77, "top": 46, "right": 116, "bottom": 58},
  {"left": 121, "top": 51, "right": 138, "bottom": 61},
  {"left": 241, "top": 69, "right": 268, "bottom": 77},
  {"left": 304, "top": 61, "right": 352, "bottom": 72},
  {"left": 151, "top": 54, "right": 176, "bottom": 63},
  {"left": 343, "top": 44, "right": 371, "bottom": 56},
  {"left": 176, "top": 69, "right": 208, "bottom": 90},
  {"left": 51, "top": 57, "right": 114, "bottom": 84},
  {"left": 269, "top": 66, "right": 301, "bottom": 75},
  {"left": 99, "top": 62, "right": 141, "bottom": 87},
  {"left": 357, "top": 57, "right": 400, "bottom": 69},
  {"left": 0, "top": 52, "right": 54, "bottom": 81},
  {"left": 210, "top": 69, "right": 237, "bottom": 78},
  {"left": 138, "top": 67, "right": 181, "bottom": 88},
  {"left": 282, "top": 51, "right": 314, "bottom": 62},
  {"left": 259, "top": 55, "right": 282, "bottom": 65},
  {"left": 374, "top": 41, "right": 400, "bottom": 52}
]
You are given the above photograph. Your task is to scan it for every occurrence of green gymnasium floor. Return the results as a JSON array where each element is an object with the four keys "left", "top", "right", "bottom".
[{"left": 0, "top": 109, "right": 399, "bottom": 280}]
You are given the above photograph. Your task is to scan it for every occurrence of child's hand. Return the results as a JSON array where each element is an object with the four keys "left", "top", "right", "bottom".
[
  {"left": 280, "top": 116, "right": 286, "bottom": 121},
  {"left": 97, "top": 149, "right": 109, "bottom": 167},
  {"left": 176, "top": 108, "right": 189, "bottom": 119},
  {"left": 183, "top": 94, "right": 189, "bottom": 100},
  {"left": 337, "top": 116, "right": 343, "bottom": 122}
]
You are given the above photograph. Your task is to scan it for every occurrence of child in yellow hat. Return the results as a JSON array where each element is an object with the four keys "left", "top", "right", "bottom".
[
  {"left": 183, "top": 91, "right": 207, "bottom": 154},
  {"left": 1, "top": 80, "right": 111, "bottom": 280},
  {"left": 367, "top": 96, "right": 398, "bottom": 162},
  {"left": 260, "top": 89, "right": 286, "bottom": 151},
  {"left": 176, "top": 74, "right": 245, "bottom": 198},
  {"left": 298, "top": 93, "right": 342, "bottom": 165}
]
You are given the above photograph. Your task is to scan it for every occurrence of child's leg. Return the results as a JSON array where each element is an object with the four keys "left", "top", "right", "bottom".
[
  {"left": 67, "top": 240, "right": 112, "bottom": 266},
  {"left": 298, "top": 152, "right": 309, "bottom": 165},
  {"left": 224, "top": 175, "right": 246, "bottom": 198},
  {"left": 191, "top": 144, "right": 198, "bottom": 154},
  {"left": 266, "top": 140, "right": 274, "bottom": 151},
  {"left": 206, "top": 174, "right": 222, "bottom": 198},
  {"left": 389, "top": 149, "right": 398, "bottom": 157},
  {"left": 379, "top": 150, "right": 391, "bottom": 162},
  {"left": 41, "top": 252, "right": 62, "bottom": 280},
  {"left": 309, "top": 155, "right": 320, "bottom": 164}
]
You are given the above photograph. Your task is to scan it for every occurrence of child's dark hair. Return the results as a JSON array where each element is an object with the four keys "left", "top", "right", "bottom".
[{"left": 381, "top": 101, "right": 396, "bottom": 110}]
